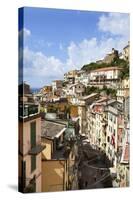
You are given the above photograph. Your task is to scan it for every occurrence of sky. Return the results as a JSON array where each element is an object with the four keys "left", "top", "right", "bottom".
[{"left": 19, "top": 7, "right": 130, "bottom": 88}]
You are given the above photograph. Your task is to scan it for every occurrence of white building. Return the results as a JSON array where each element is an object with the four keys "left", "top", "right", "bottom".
[
  {"left": 64, "top": 70, "right": 78, "bottom": 84},
  {"left": 89, "top": 66, "right": 122, "bottom": 88},
  {"left": 52, "top": 80, "right": 63, "bottom": 94},
  {"left": 119, "top": 42, "right": 130, "bottom": 61},
  {"left": 117, "top": 78, "right": 129, "bottom": 103},
  {"left": 66, "top": 83, "right": 85, "bottom": 97},
  {"left": 123, "top": 42, "right": 130, "bottom": 61},
  {"left": 75, "top": 70, "right": 90, "bottom": 86},
  {"left": 105, "top": 101, "right": 123, "bottom": 168},
  {"left": 78, "top": 93, "right": 99, "bottom": 136}
]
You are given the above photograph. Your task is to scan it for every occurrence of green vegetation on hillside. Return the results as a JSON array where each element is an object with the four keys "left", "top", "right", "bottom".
[
  {"left": 81, "top": 58, "right": 129, "bottom": 79},
  {"left": 85, "top": 86, "right": 100, "bottom": 95},
  {"left": 103, "top": 86, "right": 117, "bottom": 97},
  {"left": 111, "top": 58, "right": 129, "bottom": 79},
  {"left": 82, "top": 62, "right": 110, "bottom": 72},
  {"left": 85, "top": 85, "right": 117, "bottom": 97}
]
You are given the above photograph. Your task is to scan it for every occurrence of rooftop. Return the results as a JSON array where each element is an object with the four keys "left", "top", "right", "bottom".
[
  {"left": 52, "top": 80, "right": 63, "bottom": 83},
  {"left": 90, "top": 66, "right": 122, "bottom": 72},
  {"left": 123, "top": 42, "right": 130, "bottom": 50},
  {"left": 69, "top": 82, "right": 84, "bottom": 89},
  {"left": 95, "top": 97, "right": 109, "bottom": 103},
  {"left": 41, "top": 120, "right": 66, "bottom": 139},
  {"left": 29, "top": 144, "right": 46, "bottom": 155},
  {"left": 107, "top": 100, "right": 123, "bottom": 110},
  {"left": 106, "top": 99, "right": 117, "bottom": 106},
  {"left": 52, "top": 146, "right": 71, "bottom": 160},
  {"left": 79, "top": 93, "right": 98, "bottom": 101}
]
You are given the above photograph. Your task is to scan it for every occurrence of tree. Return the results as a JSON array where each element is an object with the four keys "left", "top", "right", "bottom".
[{"left": 85, "top": 86, "right": 100, "bottom": 95}]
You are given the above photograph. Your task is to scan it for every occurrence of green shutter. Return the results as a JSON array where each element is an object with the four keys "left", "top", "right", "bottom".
[
  {"left": 30, "top": 122, "right": 36, "bottom": 148},
  {"left": 31, "top": 156, "right": 36, "bottom": 172}
]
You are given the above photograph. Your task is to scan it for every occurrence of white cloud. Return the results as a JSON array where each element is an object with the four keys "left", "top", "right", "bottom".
[
  {"left": 59, "top": 43, "right": 64, "bottom": 51},
  {"left": 23, "top": 28, "right": 31, "bottom": 38},
  {"left": 19, "top": 27, "right": 31, "bottom": 48},
  {"left": 23, "top": 13, "right": 129, "bottom": 87},
  {"left": 65, "top": 12, "right": 129, "bottom": 69},
  {"left": 24, "top": 34, "right": 128, "bottom": 87},
  {"left": 66, "top": 36, "right": 128, "bottom": 69},
  {"left": 98, "top": 13, "right": 130, "bottom": 37},
  {"left": 23, "top": 47, "right": 65, "bottom": 87},
  {"left": 47, "top": 42, "right": 53, "bottom": 47}
]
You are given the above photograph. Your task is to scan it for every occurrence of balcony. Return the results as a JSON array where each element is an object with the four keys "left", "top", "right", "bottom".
[
  {"left": 19, "top": 104, "right": 39, "bottom": 119},
  {"left": 28, "top": 136, "right": 46, "bottom": 155},
  {"left": 19, "top": 136, "right": 46, "bottom": 156},
  {"left": 29, "top": 144, "right": 45, "bottom": 155}
]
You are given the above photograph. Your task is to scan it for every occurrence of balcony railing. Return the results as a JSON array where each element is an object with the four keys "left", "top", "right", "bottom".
[
  {"left": 29, "top": 144, "right": 45, "bottom": 155},
  {"left": 19, "top": 104, "right": 39, "bottom": 118},
  {"left": 28, "top": 136, "right": 45, "bottom": 155},
  {"left": 19, "top": 136, "right": 45, "bottom": 155}
]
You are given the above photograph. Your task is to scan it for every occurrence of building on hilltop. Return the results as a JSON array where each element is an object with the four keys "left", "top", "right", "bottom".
[
  {"left": 123, "top": 42, "right": 130, "bottom": 61},
  {"left": 96, "top": 48, "right": 119, "bottom": 64},
  {"left": 119, "top": 42, "right": 130, "bottom": 61},
  {"left": 103, "top": 48, "right": 119, "bottom": 64},
  {"left": 89, "top": 66, "right": 122, "bottom": 88}
]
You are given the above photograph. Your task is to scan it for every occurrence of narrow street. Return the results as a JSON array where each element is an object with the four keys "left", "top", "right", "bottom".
[{"left": 77, "top": 137, "right": 113, "bottom": 189}]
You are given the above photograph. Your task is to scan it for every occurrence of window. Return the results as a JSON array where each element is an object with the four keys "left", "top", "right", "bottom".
[
  {"left": 107, "top": 136, "right": 110, "bottom": 143},
  {"left": 31, "top": 155, "right": 36, "bottom": 173},
  {"left": 114, "top": 116, "right": 116, "bottom": 123},
  {"left": 30, "top": 122, "right": 36, "bottom": 148}
]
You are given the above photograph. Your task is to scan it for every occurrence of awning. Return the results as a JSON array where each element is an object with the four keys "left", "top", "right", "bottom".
[
  {"left": 55, "top": 128, "right": 66, "bottom": 138},
  {"left": 29, "top": 144, "right": 46, "bottom": 155}
]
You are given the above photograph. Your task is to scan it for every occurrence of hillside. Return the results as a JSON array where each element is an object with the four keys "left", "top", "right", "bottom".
[{"left": 81, "top": 58, "right": 129, "bottom": 79}]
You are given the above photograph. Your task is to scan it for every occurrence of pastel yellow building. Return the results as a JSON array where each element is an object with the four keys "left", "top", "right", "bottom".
[
  {"left": 19, "top": 83, "right": 45, "bottom": 193},
  {"left": 41, "top": 119, "right": 78, "bottom": 192}
]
